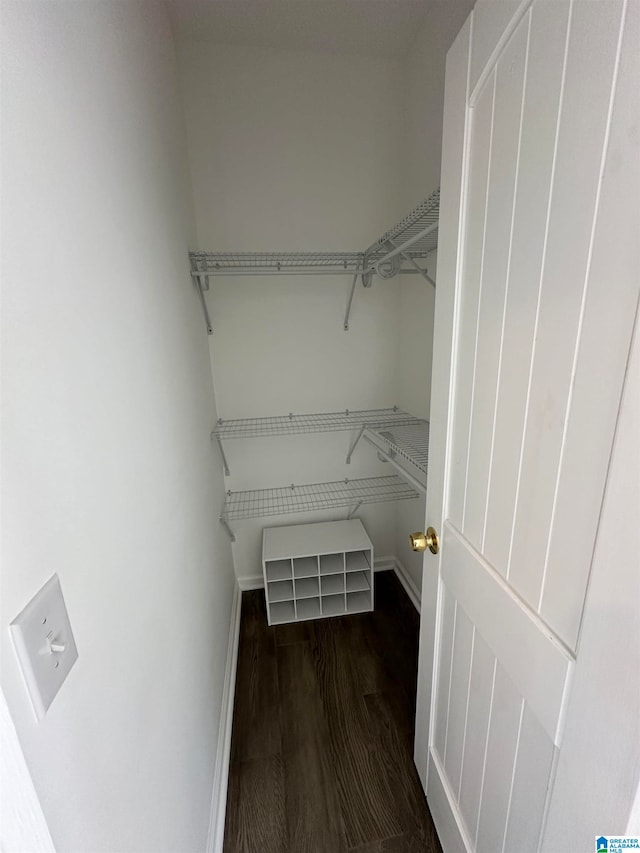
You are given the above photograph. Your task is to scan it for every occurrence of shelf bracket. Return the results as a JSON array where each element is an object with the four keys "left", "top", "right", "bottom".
[
  {"left": 196, "top": 277, "right": 213, "bottom": 335},
  {"left": 343, "top": 269, "right": 360, "bottom": 331},
  {"left": 373, "top": 221, "right": 439, "bottom": 275},
  {"left": 347, "top": 501, "right": 362, "bottom": 520},
  {"left": 385, "top": 238, "right": 436, "bottom": 288},
  {"left": 346, "top": 425, "right": 366, "bottom": 464},
  {"left": 362, "top": 433, "right": 427, "bottom": 495},
  {"left": 190, "top": 258, "right": 213, "bottom": 335},
  {"left": 219, "top": 517, "right": 236, "bottom": 543},
  {"left": 212, "top": 432, "right": 230, "bottom": 476}
]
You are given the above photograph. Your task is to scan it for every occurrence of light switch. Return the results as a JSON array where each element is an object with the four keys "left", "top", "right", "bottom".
[{"left": 10, "top": 574, "right": 78, "bottom": 721}]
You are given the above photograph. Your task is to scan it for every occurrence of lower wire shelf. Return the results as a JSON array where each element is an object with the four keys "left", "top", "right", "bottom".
[{"left": 219, "top": 474, "right": 419, "bottom": 540}]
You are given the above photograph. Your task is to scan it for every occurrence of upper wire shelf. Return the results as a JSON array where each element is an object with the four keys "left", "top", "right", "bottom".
[
  {"left": 189, "top": 189, "right": 439, "bottom": 280},
  {"left": 188, "top": 188, "right": 439, "bottom": 333},
  {"left": 213, "top": 406, "right": 423, "bottom": 440},
  {"left": 190, "top": 251, "right": 363, "bottom": 277}
]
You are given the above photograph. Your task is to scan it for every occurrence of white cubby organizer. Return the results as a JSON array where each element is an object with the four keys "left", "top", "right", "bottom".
[{"left": 262, "top": 519, "right": 374, "bottom": 626}]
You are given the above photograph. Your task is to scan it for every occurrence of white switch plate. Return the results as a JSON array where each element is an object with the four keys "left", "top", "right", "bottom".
[{"left": 10, "top": 574, "right": 78, "bottom": 721}]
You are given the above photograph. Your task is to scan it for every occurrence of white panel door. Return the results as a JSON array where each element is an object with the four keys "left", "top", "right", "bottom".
[{"left": 414, "top": 1, "right": 639, "bottom": 851}]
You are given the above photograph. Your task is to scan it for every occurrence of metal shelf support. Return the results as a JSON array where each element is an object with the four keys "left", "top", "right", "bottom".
[
  {"left": 190, "top": 256, "right": 213, "bottom": 335},
  {"left": 346, "top": 425, "right": 366, "bottom": 464},
  {"left": 212, "top": 433, "right": 230, "bottom": 476},
  {"left": 347, "top": 422, "right": 429, "bottom": 493},
  {"left": 343, "top": 268, "right": 360, "bottom": 331},
  {"left": 219, "top": 517, "right": 236, "bottom": 543},
  {"left": 362, "top": 434, "right": 426, "bottom": 495},
  {"left": 384, "top": 237, "right": 436, "bottom": 288},
  {"left": 348, "top": 501, "right": 363, "bottom": 519}
]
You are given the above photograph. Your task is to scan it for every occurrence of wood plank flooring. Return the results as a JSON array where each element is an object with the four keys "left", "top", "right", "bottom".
[{"left": 224, "top": 570, "right": 442, "bottom": 853}]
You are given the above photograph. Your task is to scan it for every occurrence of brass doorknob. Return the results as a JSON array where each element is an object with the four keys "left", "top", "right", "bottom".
[{"left": 409, "top": 527, "right": 440, "bottom": 554}]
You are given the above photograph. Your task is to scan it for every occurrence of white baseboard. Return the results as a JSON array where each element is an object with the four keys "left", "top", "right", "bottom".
[
  {"left": 373, "top": 554, "right": 396, "bottom": 573},
  {"left": 236, "top": 555, "right": 420, "bottom": 613},
  {"left": 391, "top": 557, "right": 421, "bottom": 614},
  {"left": 207, "top": 582, "right": 242, "bottom": 853},
  {"left": 237, "top": 574, "right": 264, "bottom": 591}
]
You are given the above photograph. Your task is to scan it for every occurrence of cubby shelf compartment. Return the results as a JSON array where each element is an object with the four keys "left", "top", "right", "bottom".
[
  {"left": 263, "top": 520, "right": 374, "bottom": 626},
  {"left": 188, "top": 188, "right": 439, "bottom": 334},
  {"left": 267, "top": 580, "right": 294, "bottom": 603},
  {"left": 211, "top": 406, "right": 423, "bottom": 476},
  {"left": 269, "top": 600, "right": 295, "bottom": 625},
  {"left": 220, "top": 475, "right": 418, "bottom": 541}
]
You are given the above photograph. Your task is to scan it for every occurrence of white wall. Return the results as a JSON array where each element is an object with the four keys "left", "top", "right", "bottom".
[
  {"left": 174, "top": 10, "right": 473, "bottom": 592},
  {"left": 1, "top": 4, "right": 235, "bottom": 851},
  {"left": 176, "top": 43, "right": 410, "bottom": 581},
  {"left": 400, "top": 0, "right": 477, "bottom": 213}
]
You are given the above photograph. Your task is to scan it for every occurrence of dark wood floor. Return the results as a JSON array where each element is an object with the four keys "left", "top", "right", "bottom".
[{"left": 223, "top": 570, "right": 442, "bottom": 853}]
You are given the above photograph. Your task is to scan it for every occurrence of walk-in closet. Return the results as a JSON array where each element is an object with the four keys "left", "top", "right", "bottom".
[
  {"left": 175, "top": 18, "right": 456, "bottom": 611},
  {"left": 3, "top": 2, "right": 638, "bottom": 853}
]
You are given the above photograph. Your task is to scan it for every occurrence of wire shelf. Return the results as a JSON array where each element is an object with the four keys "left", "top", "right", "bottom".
[
  {"left": 188, "top": 189, "right": 439, "bottom": 278},
  {"left": 213, "top": 407, "right": 424, "bottom": 440},
  {"left": 369, "top": 422, "right": 430, "bottom": 476},
  {"left": 365, "top": 188, "right": 440, "bottom": 265},
  {"left": 190, "top": 251, "right": 364, "bottom": 275},
  {"left": 221, "top": 475, "right": 419, "bottom": 522},
  {"left": 188, "top": 189, "right": 439, "bottom": 333}
]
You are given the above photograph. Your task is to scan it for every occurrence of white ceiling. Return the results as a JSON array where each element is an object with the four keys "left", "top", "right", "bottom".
[{"left": 165, "top": 0, "right": 440, "bottom": 59}]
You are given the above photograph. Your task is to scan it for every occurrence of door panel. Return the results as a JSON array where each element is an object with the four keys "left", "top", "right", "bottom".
[
  {"left": 442, "top": 523, "right": 572, "bottom": 745},
  {"left": 508, "top": 0, "right": 625, "bottom": 637},
  {"left": 434, "top": 587, "right": 457, "bottom": 762},
  {"left": 503, "top": 706, "right": 555, "bottom": 852},
  {"left": 418, "top": 0, "right": 635, "bottom": 850},
  {"left": 463, "top": 16, "right": 528, "bottom": 549},
  {"left": 442, "top": 605, "right": 474, "bottom": 797},
  {"left": 483, "top": 0, "right": 571, "bottom": 578},
  {"left": 457, "top": 630, "right": 494, "bottom": 836},
  {"left": 474, "top": 665, "right": 523, "bottom": 853},
  {"left": 448, "top": 74, "right": 495, "bottom": 532},
  {"left": 430, "top": 616, "right": 556, "bottom": 851}
]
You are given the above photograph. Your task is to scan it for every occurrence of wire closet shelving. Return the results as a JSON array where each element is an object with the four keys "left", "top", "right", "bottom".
[
  {"left": 189, "top": 187, "right": 440, "bottom": 333},
  {"left": 211, "top": 406, "right": 424, "bottom": 475},
  {"left": 219, "top": 475, "right": 419, "bottom": 542},
  {"left": 347, "top": 421, "right": 430, "bottom": 495}
]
